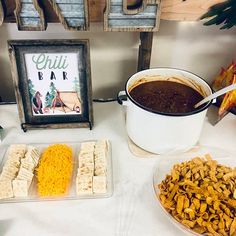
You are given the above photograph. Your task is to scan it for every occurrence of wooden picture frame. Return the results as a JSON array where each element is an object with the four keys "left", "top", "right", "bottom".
[
  {"left": 8, "top": 39, "right": 93, "bottom": 132},
  {"left": 0, "top": 0, "right": 4, "bottom": 26}
]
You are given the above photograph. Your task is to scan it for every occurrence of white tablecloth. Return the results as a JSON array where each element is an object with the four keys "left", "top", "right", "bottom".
[{"left": 0, "top": 103, "right": 236, "bottom": 236}]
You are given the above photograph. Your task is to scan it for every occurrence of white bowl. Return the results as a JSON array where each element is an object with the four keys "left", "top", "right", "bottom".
[{"left": 153, "top": 145, "right": 236, "bottom": 235}]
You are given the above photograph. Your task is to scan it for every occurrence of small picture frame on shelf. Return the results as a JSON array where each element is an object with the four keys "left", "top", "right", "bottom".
[{"left": 8, "top": 39, "right": 93, "bottom": 132}]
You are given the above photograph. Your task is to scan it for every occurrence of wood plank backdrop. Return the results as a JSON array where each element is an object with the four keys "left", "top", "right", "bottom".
[
  {"left": 2, "top": 0, "right": 225, "bottom": 23},
  {"left": 161, "top": 0, "right": 226, "bottom": 21}
]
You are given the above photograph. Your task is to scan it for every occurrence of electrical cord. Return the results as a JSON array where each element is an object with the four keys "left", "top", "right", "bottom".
[{"left": 92, "top": 97, "right": 117, "bottom": 103}]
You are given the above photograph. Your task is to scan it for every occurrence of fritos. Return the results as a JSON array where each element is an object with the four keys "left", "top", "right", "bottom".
[{"left": 157, "top": 154, "right": 236, "bottom": 236}]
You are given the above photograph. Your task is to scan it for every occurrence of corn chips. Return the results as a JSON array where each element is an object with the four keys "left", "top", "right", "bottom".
[{"left": 157, "top": 154, "right": 236, "bottom": 236}]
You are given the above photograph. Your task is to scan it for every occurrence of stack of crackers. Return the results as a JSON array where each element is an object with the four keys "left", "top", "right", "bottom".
[
  {"left": 0, "top": 144, "right": 40, "bottom": 199},
  {"left": 76, "top": 140, "right": 108, "bottom": 195}
]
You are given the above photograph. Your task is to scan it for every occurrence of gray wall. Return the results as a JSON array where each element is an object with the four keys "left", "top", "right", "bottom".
[{"left": 0, "top": 21, "right": 236, "bottom": 102}]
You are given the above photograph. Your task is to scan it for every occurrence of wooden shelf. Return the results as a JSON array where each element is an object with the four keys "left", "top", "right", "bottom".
[{"left": 2, "top": 0, "right": 225, "bottom": 23}]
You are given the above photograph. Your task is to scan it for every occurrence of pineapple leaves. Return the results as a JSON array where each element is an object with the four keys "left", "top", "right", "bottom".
[{"left": 200, "top": 0, "right": 236, "bottom": 29}]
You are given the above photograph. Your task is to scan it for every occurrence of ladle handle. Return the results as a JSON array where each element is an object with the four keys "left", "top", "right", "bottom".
[{"left": 194, "top": 83, "right": 236, "bottom": 108}]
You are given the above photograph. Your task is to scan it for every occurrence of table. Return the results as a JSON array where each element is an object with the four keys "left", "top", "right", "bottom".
[{"left": 0, "top": 102, "right": 235, "bottom": 236}]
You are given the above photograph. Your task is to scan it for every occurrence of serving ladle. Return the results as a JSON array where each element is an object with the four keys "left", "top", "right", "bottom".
[{"left": 194, "top": 83, "right": 236, "bottom": 109}]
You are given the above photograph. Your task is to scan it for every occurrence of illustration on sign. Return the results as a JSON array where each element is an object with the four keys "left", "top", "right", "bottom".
[{"left": 25, "top": 53, "right": 82, "bottom": 116}]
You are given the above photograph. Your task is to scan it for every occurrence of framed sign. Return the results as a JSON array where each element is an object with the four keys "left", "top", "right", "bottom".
[{"left": 8, "top": 40, "right": 93, "bottom": 131}]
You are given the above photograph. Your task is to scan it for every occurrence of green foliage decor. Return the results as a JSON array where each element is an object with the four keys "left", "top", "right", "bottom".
[
  {"left": 45, "top": 82, "right": 57, "bottom": 107},
  {"left": 28, "top": 79, "right": 36, "bottom": 102},
  {"left": 201, "top": 0, "right": 236, "bottom": 29}
]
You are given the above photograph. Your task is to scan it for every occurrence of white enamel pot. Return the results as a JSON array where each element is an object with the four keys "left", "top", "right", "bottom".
[{"left": 118, "top": 68, "right": 213, "bottom": 154}]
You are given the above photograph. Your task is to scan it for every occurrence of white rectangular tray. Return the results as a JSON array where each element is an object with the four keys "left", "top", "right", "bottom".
[{"left": 0, "top": 141, "right": 113, "bottom": 203}]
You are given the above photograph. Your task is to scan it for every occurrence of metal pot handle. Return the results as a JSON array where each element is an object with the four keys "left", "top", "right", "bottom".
[{"left": 117, "top": 91, "right": 129, "bottom": 106}]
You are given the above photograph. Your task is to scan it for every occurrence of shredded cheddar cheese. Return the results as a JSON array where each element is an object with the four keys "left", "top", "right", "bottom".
[{"left": 36, "top": 144, "right": 73, "bottom": 197}]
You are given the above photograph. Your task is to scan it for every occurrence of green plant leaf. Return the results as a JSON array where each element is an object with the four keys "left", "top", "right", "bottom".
[{"left": 201, "top": 0, "right": 236, "bottom": 29}]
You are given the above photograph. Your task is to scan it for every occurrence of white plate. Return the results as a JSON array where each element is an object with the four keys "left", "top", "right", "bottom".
[
  {"left": 0, "top": 141, "right": 113, "bottom": 203},
  {"left": 153, "top": 145, "right": 236, "bottom": 236}
]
